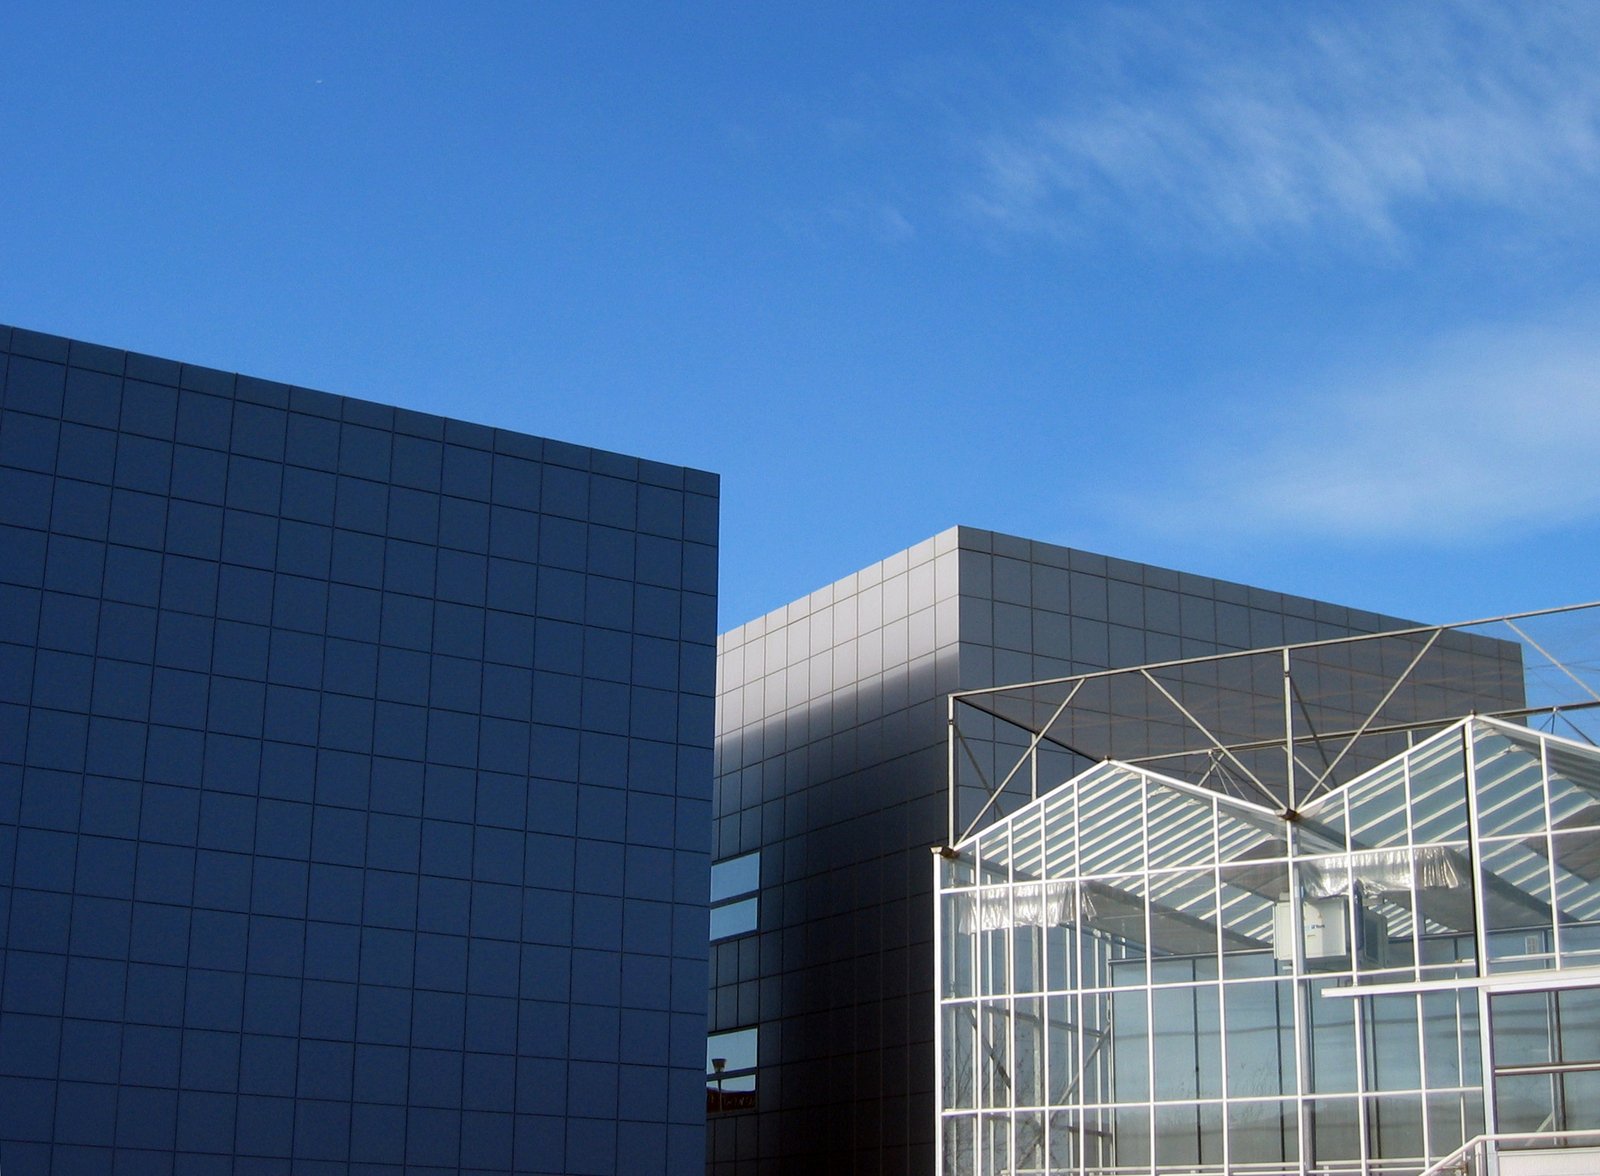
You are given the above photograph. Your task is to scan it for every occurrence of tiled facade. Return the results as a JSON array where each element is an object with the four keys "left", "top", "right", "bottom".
[
  {"left": 707, "top": 526, "right": 1441, "bottom": 1175},
  {"left": 0, "top": 324, "right": 718, "bottom": 1175}
]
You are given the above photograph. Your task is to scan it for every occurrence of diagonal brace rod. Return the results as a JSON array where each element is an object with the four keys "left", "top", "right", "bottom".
[
  {"left": 958, "top": 681, "right": 1085, "bottom": 844},
  {"left": 1312, "top": 628, "right": 1442, "bottom": 792},
  {"left": 1507, "top": 619, "right": 1600, "bottom": 705},
  {"left": 1138, "top": 668, "right": 1280, "bottom": 809}
]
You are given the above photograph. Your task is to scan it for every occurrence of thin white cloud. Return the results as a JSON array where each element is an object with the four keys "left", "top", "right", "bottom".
[
  {"left": 1124, "top": 318, "right": 1600, "bottom": 540},
  {"left": 970, "top": 2, "right": 1600, "bottom": 245}
]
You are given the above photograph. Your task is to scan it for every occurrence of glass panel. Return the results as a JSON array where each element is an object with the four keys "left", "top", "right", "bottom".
[
  {"left": 1421, "top": 990, "right": 1472, "bottom": 1089},
  {"left": 1414, "top": 844, "right": 1472, "bottom": 947},
  {"left": 1045, "top": 995, "right": 1074, "bottom": 1104},
  {"left": 1109, "top": 988, "right": 1149, "bottom": 1102},
  {"left": 1143, "top": 783, "right": 1215, "bottom": 871},
  {"left": 1218, "top": 860, "right": 1282, "bottom": 979},
  {"left": 1194, "top": 983, "right": 1223, "bottom": 1100},
  {"left": 1012, "top": 1110, "right": 1045, "bottom": 1173},
  {"left": 1225, "top": 980, "right": 1294, "bottom": 1099},
  {"left": 943, "top": 896, "right": 975, "bottom": 998},
  {"left": 1150, "top": 985, "right": 1198, "bottom": 1100},
  {"left": 1345, "top": 758, "right": 1409, "bottom": 848},
  {"left": 1408, "top": 734, "right": 1470, "bottom": 844},
  {"left": 1218, "top": 804, "right": 1294, "bottom": 860},
  {"left": 975, "top": 826, "right": 1011, "bottom": 879},
  {"left": 1010, "top": 807, "right": 1044, "bottom": 881},
  {"left": 980, "top": 1004, "right": 1011, "bottom": 1109},
  {"left": 1229, "top": 1099, "right": 1298, "bottom": 1167},
  {"left": 1043, "top": 923, "right": 1072, "bottom": 992},
  {"left": 1011, "top": 924, "right": 1041, "bottom": 995},
  {"left": 1094, "top": 874, "right": 1149, "bottom": 988},
  {"left": 1368, "top": 1092, "right": 1424, "bottom": 1164},
  {"left": 1309, "top": 979, "right": 1359, "bottom": 1094},
  {"left": 1554, "top": 829, "right": 1600, "bottom": 964},
  {"left": 1308, "top": 1097, "right": 1361, "bottom": 1168},
  {"left": 1480, "top": 838, "right": 1556, "bottom": 970},
  {"left": 1563, "top": 1069, "right": 1600, "bottom": 1131},
  {"left": 1074, "top": 766, "right": 1146, "bottom": 877},
  {"left": 1546, "top": 742, "right": 1600, "bottom": 831},
  {"left": 1297, "top": 787, "right": 1349, "bottom": 853},
  {"left": 1040, "top": 788, "right": 1077, "bottom": 880},
  {"left": 1154, "top": 1101, "right": 1221, "bottom": 1168},
  {"left": 1365, "top": 994, "right": 1422, "bottom": 1091},
  {"left": 706, "top": 1026, "right": 757, "bottom": 1072},
  {"left": 1112, "top": 1104, "right": 1150, "bottom": 1171},
  {"left": 709, "top": 896, "right": 757, "bottom": 940},
  {"left": 709, "top": 851, "right": 759, "bottom": 901},
  {"left": 1472, "top": 729, "right": 1547, "bottom": 837},
  {"left": 1425, "top": 1091, "right": 1479, "bottom": 1162},
  {"left": 942, "top": 1114, "right": 974, "bottom": 1176},
  {"left": 1147, "top": 983, "right": 1221, "bottom": 1100},
  {"left": 1147, "top": 869, "right": 1218, "bottom": 963},
  {"left": 1498, "top": 988, "right": 1558, "bottom": 1062},
  {"left": 1495, "top": 1071, "right": 1557, "bottom": 1134},
  {"left": 1077, "top": 991, "right": 1112, "bottom": 1106},
  {"left": 1012, "top": 996, "right": 1042, "bottom": 1107},
  {"left": 943, "top": 1004, "right": 976, "bottom": 1109},
  {"left": 1557, "top": 986, "right": 1600, "bottom": 1064},
  {"left": 980, "top": 919, "right": 1008, "bottom": 997},
  {"left": 982, "top": 1111, "right": 1010, "bottom": 1176},
  {"left": 1047, "top": 1109, "right": 1079, "bottom": 1174}
]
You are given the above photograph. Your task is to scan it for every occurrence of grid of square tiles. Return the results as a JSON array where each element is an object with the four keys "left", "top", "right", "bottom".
[
  {"left": 0, "top": 325, "right": 718, "bottom": 1176},
  {"left": 706, "top": 526, "right": 1451, "bottom": 1176}
]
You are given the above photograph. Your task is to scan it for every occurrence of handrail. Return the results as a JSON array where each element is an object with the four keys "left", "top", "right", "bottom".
[{"left": 1417, "top": 1129, "right": 1600, "bottom": 1175}]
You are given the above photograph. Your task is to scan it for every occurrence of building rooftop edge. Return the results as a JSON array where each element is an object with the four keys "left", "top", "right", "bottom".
[
  {"left": 1, "top": 320, "right": 720, "bottom": 489},
  {"left": 719, "top": 522, "right": 1409, "bottom": 644}
]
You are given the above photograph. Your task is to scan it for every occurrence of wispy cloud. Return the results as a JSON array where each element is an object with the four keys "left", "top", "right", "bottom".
[
  {"left": 1119, "top": 316, "right": 1600, "bottom": 540},
  {"left": 970, "top": 2, "right": 1600, "bottom": 246}
]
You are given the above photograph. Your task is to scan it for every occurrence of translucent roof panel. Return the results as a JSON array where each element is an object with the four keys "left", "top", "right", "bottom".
[
  {"left": 958, "top": 716, "right": 1600, "bottom": 885},
  {"left": 955, "top": 758, "right": 1282, "bottom": 881}
]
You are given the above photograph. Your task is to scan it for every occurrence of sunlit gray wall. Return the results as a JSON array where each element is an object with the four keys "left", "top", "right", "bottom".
[{"left": 708, "top": 526, "right": 1432, "bottom": 1176}]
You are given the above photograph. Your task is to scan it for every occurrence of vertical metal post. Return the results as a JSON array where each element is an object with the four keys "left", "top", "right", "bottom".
[
  {"left": 1211, "top": 795, "right": 1234, "bottom": 1176},
  {"left": 1464, "top": 723, "right": 1501, "bottom": 1141},
  {"left": 1140, "top": 776, "right": 1157, "bottom": 1169},
  {"left": 1287, "top": 808, "right": 1314, "bottom": 1174},
  {"left": 1405, "top": 746, "right": 1434, "bottom": 1165},
  {"left": 933, "top": 852, "right": 945, "bottom": 1176},
  {"left": 1283, "top": 647, "right": 1296, "bottom": 811},
  {"left": 1541, "top": 736, "right": 1562, "bottom": 964},
  {"left": 948, "top": 694, "right": 959, "bottom": 847}
]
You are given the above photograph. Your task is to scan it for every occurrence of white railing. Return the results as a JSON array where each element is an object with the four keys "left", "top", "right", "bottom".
[{"left": 1417, "top": 1129, "right": 1600, "bottom": 1175}]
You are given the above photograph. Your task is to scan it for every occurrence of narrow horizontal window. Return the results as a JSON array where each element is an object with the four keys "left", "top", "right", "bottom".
[
  {"left": 710, "top": 896, "right": 757, "bottom": 941},
  {"left": 710, "top": 851, "right": 759, "bottom": 902}
]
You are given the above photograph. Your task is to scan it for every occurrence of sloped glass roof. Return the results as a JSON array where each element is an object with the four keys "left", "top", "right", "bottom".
[{"left": 957, "top": 716, "right": 1600, "bottom": 944}]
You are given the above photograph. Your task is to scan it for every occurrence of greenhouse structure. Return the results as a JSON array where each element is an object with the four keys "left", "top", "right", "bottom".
[{"left": 936, "top": 607, "right": 1600, "bottom": 1175}]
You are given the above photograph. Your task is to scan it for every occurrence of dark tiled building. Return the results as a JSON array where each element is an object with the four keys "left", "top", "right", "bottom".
[
  {"left": 706, "top": 526, "right": 1511, "bottom": 1175},
  {"left": 0, "top": 324, "right": 718, "bottom": 1175}
]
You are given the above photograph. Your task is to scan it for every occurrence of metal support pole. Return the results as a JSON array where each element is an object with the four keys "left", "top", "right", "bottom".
[
  {"left": 1283, "top": 646, "right": 1296, "bottom": 811},
  {"left": 948, "top": 693, "right": 959, "bottom": 847}
]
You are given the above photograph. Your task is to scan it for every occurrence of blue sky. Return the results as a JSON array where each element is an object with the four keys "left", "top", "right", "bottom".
[{"left": 4, "top": 1, "right": 1599, "bottom": 629}]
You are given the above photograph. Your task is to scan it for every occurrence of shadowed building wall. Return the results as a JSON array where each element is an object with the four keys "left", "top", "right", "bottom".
[{"left": 0, "top": 324, "right": 719, "bottom": 1175}]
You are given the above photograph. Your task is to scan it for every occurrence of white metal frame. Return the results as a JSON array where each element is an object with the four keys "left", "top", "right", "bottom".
[{"left": 936, "top": 602, "right": 1600, "bottom": 1176}]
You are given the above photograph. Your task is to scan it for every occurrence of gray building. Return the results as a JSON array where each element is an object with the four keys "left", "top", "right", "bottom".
[
  {"left": 707, "top": 526, "right": 1496, "bottom": 1175},
  {"left": 0, "top": 323, "right": 719, "bottom": 1175}
]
